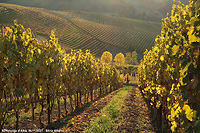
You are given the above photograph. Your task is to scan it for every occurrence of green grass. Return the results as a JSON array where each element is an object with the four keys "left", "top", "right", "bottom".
[
  {"left": 20, "top": 114, "right": 30, "bottom": 119},
  {"left": 5, "top": 113, "right": 16, "bottom": 123},
  {"left": 84, "top": 86, "right": 132, "bottom": 133}
]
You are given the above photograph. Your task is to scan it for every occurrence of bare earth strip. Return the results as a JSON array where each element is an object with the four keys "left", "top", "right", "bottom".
[
  {"left": 3, "top": 87, "right": 156, "bottom": 132},
  {"left": 59, "top": 88, "right": 123, "bottom": 132},
  {"left": 117, "top": 87, "right": 155, "bottom": 132}
]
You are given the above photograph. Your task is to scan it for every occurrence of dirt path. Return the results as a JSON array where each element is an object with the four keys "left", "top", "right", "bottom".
[
  {"left": 58, "top": 88, "right": 123, "bottom": 132},
  {"left": 117, "top": 86, "right": 155, "bottom": 132},
  {"left": 59, "top": 86, "right": 155, "bottom": 132},
  {"left": 3, "top": 88, "right": 122, "bottom": 131},
  {"left": 3, "top": 86, "right": 155, "bottom": 132}
]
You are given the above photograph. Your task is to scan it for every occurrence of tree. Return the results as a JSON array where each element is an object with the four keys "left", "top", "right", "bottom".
[
  {"left": 125, "top": 51, "right": 138, "bottom": 65},
  {"left": 132, "top": 51, "right": 138, "bottom": 65},
  {"left": 114, "top": 53, "right": 125, "bottom": 65},
  {"left": 125, "top": 52, "right": 132, "bottom": 65},
  {"left": 101, "top": 51, "right": 112, "bottom": 64}
]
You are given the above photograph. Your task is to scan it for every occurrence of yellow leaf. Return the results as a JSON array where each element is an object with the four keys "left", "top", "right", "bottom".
[
  {"left": 167, "top": 97, "right": 170, "bottom": 101},
  {"left": 189, "top": 34, "right": 199, "bottom": 44},
  {"left": 171, "top": 121, "right": 177, "bottom": 132},
  {"left": 160, "top": 55, "right": 164, "bottom": 61},
  {"left": 154, "top": 46, "right": 159, "bottom": 51},
  {"left": 38, "top": 49, "right": 41, "bottom": 54},
  {"left": 171, "top": 108, "right": 175, "bottom": 119},
  {"left": 179, "top": 61, "right": 192, "bottom": 77},
  {"left": 188, "top": 26, "right": 200, "bottom": 44},
  {"left": 197, "top": 25, "right": 200, "bottom": 31},
  {"left": 4, "top": 27, "right": 13, "bottom": 35},
  {"left": 183, "top": 104, "right": 194, "bottom": 121},
  {"left": 156, "top": 101, "right": 161, "bottom": 108},
  {"left": 172, "top": 45, "right": 179, "bottom": 55}
]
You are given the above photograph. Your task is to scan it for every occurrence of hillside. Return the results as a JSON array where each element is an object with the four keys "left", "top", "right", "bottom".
[
  {"left": 39, "top": 9, "right": 162, "bottom": 54},
  {"left": 1, "top": 0, "right": 189, "bottom": 22},
  {"left": 0, "top": 3, "right": 161, "bottom": 58},
  {"left": 1, "top": 0, "right": 199, "bottom": 132}
]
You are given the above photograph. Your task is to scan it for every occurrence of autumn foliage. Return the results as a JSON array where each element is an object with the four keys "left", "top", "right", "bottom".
[
  {"left": 114, "top": 53, "right": 125, "bottom": 65},
  {"left": 138, "top": 0, "right": 200, "bottom": 132},
  {"left": 101, "top": 51, "right": 113, "bottom": 64},
  {"left": 0, "top": 22, "right": 122, "bottom": 130}
]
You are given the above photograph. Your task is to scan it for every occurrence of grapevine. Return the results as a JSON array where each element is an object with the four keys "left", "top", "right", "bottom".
[
  {"left": 0, "top": 21, "right": 122, "bottom": 130},
  {"left": 138, "top": 0, "right": 200, "bottom": 132}
]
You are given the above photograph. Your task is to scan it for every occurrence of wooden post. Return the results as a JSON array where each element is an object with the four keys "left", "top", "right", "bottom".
[
  {"left": 16, "top": 110, "right": 19, "bottom": 132},
  {"left": 76, "top": 91, "right": 79, "bottom": 107},
  {"left": 57, "top": 97, "right": 60, "bottom": 123},
  {"left": 47, "top": 88, "right": 51, "bottom": 125},
  {"left": 90, "top": 89, "right": 93, "bottom": 101},
  {"left": 79, "top": 91, "right": 82, "bottom": 105},
  {"left": 63, "top": 92, "right": 67, "bottom": 117},
  {"left": 39, "top": 101, "right": 44, "bottom": 128}
]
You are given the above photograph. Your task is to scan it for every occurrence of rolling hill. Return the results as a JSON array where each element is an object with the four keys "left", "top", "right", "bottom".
[
  {"left": 0, "top": 2, "right": 162, "bottom": 58},
  {"left": 1, "top": 0, "right": 189, "bottom": 22}
]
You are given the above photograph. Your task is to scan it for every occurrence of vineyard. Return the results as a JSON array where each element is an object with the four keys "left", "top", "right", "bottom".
[
  {"left": 0, "top": 22, "right": 123, "bottom": 131},
  {"left": 1, "top": 0, "right": 200, "bottom": 132},
  {"left": 0, "top": 3, "right": 105, "bottom": 54},
  {"left": 138, "top": 0, "right": 200, "bottom": 132},
  {"left": 45, "top": 10, "right": 161, "bottom": 32},
  {"left": 0, "top": 3, "right": 161, "bottom": 57},
  {"left": 39, "top": 9, "right": 161, "bottom": 53}
]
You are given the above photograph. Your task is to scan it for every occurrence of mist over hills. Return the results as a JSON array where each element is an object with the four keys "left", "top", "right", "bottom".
[
  {"left": 1, "top": 0, "right": 189, "bottom": 22},
  {"left": 0, "top": 0, "right": 190, "bottom": 59},
  {"left": 0, "top": 2, "right": 162, "bottom": 60}
]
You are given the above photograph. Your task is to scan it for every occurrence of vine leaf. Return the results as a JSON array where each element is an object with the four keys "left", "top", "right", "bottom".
[
  {"left": 172, "top": 45, "right": 179, "bottom": 55},
  {"left": 16, "top": 88, "right": 24, "bottom": 97}
]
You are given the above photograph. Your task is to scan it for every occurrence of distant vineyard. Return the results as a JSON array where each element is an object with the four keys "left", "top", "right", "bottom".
[
  {"left": 36, "top": 8, "right": 162, "bottom": 53},
  {"left": 39, "top": 9, "right": 160, "bottom": 53},
  {"left": 71, "top": 18, "right": 156, "bottom": 52},
  {"left": 0, "top": 2, "right": 162, "bottom": 56},
  {"left": 0, "top": 3, "right": 110, "bottom": 55},
  {"left": 52, "top": 10, "right": 161, "bottom": 33}
]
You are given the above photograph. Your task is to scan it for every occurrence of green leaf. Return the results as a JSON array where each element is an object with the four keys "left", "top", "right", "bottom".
[
  {"left": 16, "top": 88, "right": 24, "bottom": 97},
  {"left": 195, "top": 82, "right": 200, "bottom": 94},
  {"left": 8, "top": 113, "right": 15, "bottom": 117},
  {"left": 0, "top": 107, "right": 7, "bottom": 113},
  {"left": 195, "top": 120, "right": 200, "bottom": 132},
  {"left": 195, "top": 120, "right": 200, "bottom": 127},
  {"left": 172, "top": 45, "right": 179, "bottom": 55},
  {"left": 17, "top": 103, "right": 24, "bottom": 109},
  {"left": 195, "top": 0, "right": 200, "bottom": 12},
  {"left": 179, "top": 61, "right": 192, "bottom": 77}
]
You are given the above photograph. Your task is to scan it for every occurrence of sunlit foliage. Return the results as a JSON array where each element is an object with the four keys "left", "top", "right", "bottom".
[
  {"left": 138, "top": 0, "right": 200, "bottom": 132},
  {"left": 114, "top": 53, "right": 125, "bottom": 65},
  {"left": 101, "top": 51, "right": 113, "bottom": 64}
]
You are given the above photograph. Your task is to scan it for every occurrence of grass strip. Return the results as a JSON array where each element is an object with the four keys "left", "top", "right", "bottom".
[{"left": 84, "top": 86, "right": 132, "bottom": 133}]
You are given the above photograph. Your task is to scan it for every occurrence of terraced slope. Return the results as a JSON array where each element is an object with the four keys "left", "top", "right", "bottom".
[
  {"left": 0, "top": 3, "right": 110, "bottom": 55},
  {"left": 37, "top": 9, "right": 162, "bottom": 53},
  {"left": 45, "top": 10, "right": 161, "bottom": 33},
  {"left": 71, "top": 18, "right": 157, "bottom": 52},
  {"left": 0, "top": 3, "right": 161, "bottom": 57}
]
